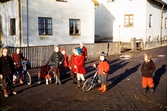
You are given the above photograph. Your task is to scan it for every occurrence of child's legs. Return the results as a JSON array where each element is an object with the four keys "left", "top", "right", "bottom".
[
  {"left": 2, "top": 75, "right": 8, "bottom": 90},
  {"left": 101, "top": 74, "right": 108, "bottom": 85},
  {"left": 77, "top": 73, "right": 85, "bottom": 81},
  {"left": 142, "top": 77, "right": 148, "bottom": 88},
  {"left": 147, "top": 78, "right": 154, "bottom": 88},
  {"left": 98, "top": 74, "right": 102, "bottom": 83}
]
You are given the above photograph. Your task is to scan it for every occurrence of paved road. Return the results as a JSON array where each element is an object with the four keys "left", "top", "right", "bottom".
[{"left": 0, "top": 46, "right": 166, "bottom": 110}]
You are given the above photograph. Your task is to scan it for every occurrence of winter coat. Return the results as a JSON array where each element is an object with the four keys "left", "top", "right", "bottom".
[
  {"left": 69, "top": 54, "right": 76, "bottom": 71},
  {"left": 141, "top": 60, "right": 156, "bottom": 78},
  {"left": 63, "top": 54, "right": 68, "bottom": 67},
  {"left": 39, "top": 65, "right": 50, "bottom": 78},
  {"left": 97, "top": 60, "right": 110, "bottom": 74},
  {"left": 81, "top": 46, "right": 87, "bottom": 60},
  {"left": 0, "top": 55, "right": 15, "bottom": 76},
  {"left": 49, "top": 51, "right": 64, "bottom": 68},
  {"left": 12, "top": 53, "right": 26, "bottom": 69},
  {"left": 73, "top": 54, "right": 86, "bottom": 74}
]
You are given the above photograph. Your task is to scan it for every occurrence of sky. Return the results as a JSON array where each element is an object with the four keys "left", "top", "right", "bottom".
[{"left": 162, "top": 0, "right": 167, "bottom": 3}]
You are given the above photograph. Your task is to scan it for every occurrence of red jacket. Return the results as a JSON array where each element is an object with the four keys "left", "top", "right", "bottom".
[
  {"left": 63, "top": 54, "right": 68, "bottom": 67},
  {"left": 81, "top": 46, "right": 88, "bottom": 60},
  {"left": 39, "top": 65, "right": 50, "bottom": 78},
  {"left": 69, "top": 54, "right": 76, "bottom": 71},
  {"left": 73, "top": 54, "right": 86, "bottom": 74},
  {"left": 12, "top": 53, "right": 26, "bottom": 69},
  {"left": 97, "top": 60, "right": 110, "bottom": 74}
]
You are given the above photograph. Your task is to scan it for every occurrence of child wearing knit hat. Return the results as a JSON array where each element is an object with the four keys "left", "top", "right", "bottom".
[{"left": 73, "top": 47, "right": 86, "bottom": 88}]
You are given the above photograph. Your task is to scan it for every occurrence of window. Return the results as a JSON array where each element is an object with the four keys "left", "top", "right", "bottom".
[
  {"left": 149, "top": 14, "right": 152, "bottom": 27},
  {"left": 124, "top": 14, "right": 133, "bottom": 27},
  {"left": 38, "top": 17, "right": 52, "bottom": 35},
  {"left": 108, "top": 0, "right": 115, "bottom": 2},
  {"left": 165, "top": 18, "right": 167, "bottom": 29},
  {"left": 10, "top": 18, "right": 16, "bottom": 35},
  {"left": 56, "top": 0, "right": 67, "bottom": 1},
  {"left": 69, "top": 19, "right": 80, "bottom": 35}
]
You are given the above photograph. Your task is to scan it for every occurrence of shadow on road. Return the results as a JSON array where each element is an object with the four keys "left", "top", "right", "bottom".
[
  {"left": 153, "top": 64, "right": 166, "bottom": 91},
  {"left": 107, "top": 64, "right": 141, "bottom": 90}
]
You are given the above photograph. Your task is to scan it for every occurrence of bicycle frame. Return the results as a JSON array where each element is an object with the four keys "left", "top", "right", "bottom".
[{"left": 13, "top": 60, "right": 31, "bottom": 85}]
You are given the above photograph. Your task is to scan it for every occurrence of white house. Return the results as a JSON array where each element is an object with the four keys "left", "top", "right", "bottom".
[
  {"left": 95, "top": 0, "right": 167, "bottom": 48},
  {"left": 0, "top": 0, "right": 99, "bottom": 47}
]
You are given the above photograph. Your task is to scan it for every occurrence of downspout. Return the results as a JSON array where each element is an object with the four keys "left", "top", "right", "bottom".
[
  {"left": 160, "top": 4, "right": 164, "bottom": 45},
  {"left": 26, "top": 0, "right": 29, "bottom": 46},
  {"left": 18, "top": 0, "right": 21, "bottom": 47}
]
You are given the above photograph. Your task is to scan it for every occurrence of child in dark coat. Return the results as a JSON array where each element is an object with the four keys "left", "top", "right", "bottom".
[{"left": 141, "top": 53, "right": 156, "bottom": 93}]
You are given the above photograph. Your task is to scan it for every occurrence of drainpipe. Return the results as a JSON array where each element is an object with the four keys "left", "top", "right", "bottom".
[
  {"left": 160, "top": 5, "right": 164, "bottom": 45},
  {"left": 18, "top": 0, "right": 21, "bottom": 47},
  {"left": 27, "top": 0, "right": 29, "bottom": 46}
]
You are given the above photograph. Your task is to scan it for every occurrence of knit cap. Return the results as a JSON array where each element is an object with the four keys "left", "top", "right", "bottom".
[{"left": 76, "top": 47, "right": 82, "bottom": 54}]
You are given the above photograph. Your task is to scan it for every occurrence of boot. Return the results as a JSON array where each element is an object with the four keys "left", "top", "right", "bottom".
[
  {"left": 150, "top": 87, "right": 154, "bottom": 94},
  {"left": 20, "top": 77, "right": 23, "bottom": 84},
  {"left": 98, "top": 84, "right": 103, "bottom": 91},
  {"left": 143, "top": 88, "right": 147, "bottom": 94},
  {"left": 4, "top": 89, "right": 8, "bottom": 97},
  {"left": 77, "top": 80, "right": 81, "bottom": 88},
  {"left": 46, "top": 79, "right": 49, "bottom": 85},
  {"left": 72, "top": 78, "right": 76, "bottom": 84},
  {"left": 102, "top": 84, "right": 107, "bottom": 93}
]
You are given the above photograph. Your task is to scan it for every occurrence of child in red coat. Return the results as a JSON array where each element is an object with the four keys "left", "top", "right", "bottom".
[
  {"left": 93, "top": 52, "right": 110, "bottom": 92},
  {"left": 69, "top": 48, "right": 77, "bottom": 84},
  {"left": 61, "top": 48, "right": 69, "bottom": 79},
  {"left": 74, "top": 47, "right": 86, "bottom": 88},
  {"left": 37, "top": 60, "right": 51, "bottom": 85}
]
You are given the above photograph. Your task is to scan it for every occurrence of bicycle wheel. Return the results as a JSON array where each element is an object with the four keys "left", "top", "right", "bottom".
[
  {"left": 82, "top": 78, "right": 95, "bottom": 92},
  {"left": 23, "top": 71, "right": 31, "bottom": 85}
]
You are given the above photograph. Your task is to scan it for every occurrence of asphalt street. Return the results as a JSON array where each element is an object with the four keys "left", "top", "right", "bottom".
[{"left": 0, "top": 45, "right": 166, "bottom": 110}]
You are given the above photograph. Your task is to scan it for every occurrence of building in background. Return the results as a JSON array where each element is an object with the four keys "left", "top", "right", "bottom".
[
  {"left": 0, "top": 0, "right": 98, "bottom": 47},
  {"left": 95, "top": 0, "right": 167, "bottom": 49}
]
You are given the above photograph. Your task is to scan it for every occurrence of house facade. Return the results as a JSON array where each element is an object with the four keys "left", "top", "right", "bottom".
[
  {"left": 95, "top": 0, "right": 167, "bottom": 49},
  {"left": 0, "top": 0, "right": 98, "bottom": 47}
]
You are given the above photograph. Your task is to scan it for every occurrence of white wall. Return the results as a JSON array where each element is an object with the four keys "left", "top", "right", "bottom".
[
  {"left": 0, "top": 0, "right": 19, "bottom": 47},
  {"left": 95, "top": 0, "right": 167, "bottom": 43},
  {"left": 21, "top": 0, "right": 95, "bottom": 46},
  {"left": 0, "top": 0, "right": 95, "bottom": 47}
]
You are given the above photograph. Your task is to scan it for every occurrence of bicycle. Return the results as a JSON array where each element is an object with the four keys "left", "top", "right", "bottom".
[
  {"left": 82, "top": 67, "right": 101, "bottom": 92},
  {"left": 13, "top": 60, "right": 31, "bottom": 85}
]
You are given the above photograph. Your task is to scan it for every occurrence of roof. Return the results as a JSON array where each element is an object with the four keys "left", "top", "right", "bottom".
[
  {"left": 0, "top": 0, "right": 10, "bottom": 3},
  {"left": 147, "top": 0, "right": 167, "bottom": 8}
]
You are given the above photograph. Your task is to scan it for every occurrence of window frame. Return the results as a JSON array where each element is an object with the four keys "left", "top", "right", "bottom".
[
  {"left": 10, "top": 18, "right": 16, "bottom": 35},
  {"left": 69, "top": 19, "right": 81, "bottom": 36},
  {"left": 165, "top": 18, "right": 167, "bottom": 29},
  {"left": 38, "top": 17, "right": 52, "bottom": 35},
  {"left": 108, "top": 0, "right": 115, "bottom": 3},
  {"left": 56, "top": 0, "right": 67, "bottom": 2},
  {"left": 149, "top": 14, "right": 152, "bottom": 28},
  {"left": 124, "top": 14, "right": 134, "bottom": 27}
]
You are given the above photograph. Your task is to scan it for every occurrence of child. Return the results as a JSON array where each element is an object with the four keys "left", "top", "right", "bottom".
[
  {"left": 141, "top": 53, "right": 156, "bottom": 93},
  {"left": 69, "top": 48, "right": 77, "bottom": 84},
  {"left": 37, "top": 60, "right": 51, "bottom": 85},
  {"left": 93, "top": 52, "right": 110, "bottom": 93},
  {"left": 60, "top": 48, "right": 69, "bottom": 79},
  {"left": 0, "top": 48, "right": 17, "bottom": 97},
  {"left": 73, "top": 47, "right": 86, "bottom": 88},
  {"left": 49, "top": 45, "right": 64, "bottom": 85}
]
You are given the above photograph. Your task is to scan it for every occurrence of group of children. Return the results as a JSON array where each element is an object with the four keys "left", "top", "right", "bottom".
[
  {"left": 0, "top": 41, "right": 156, "bottom": 98},
  {"left": 37, "top": 43, "right": 156, "bottom": 94},
  {"left": 37, "top": 42, "right": 88, "bottom": 88}
]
